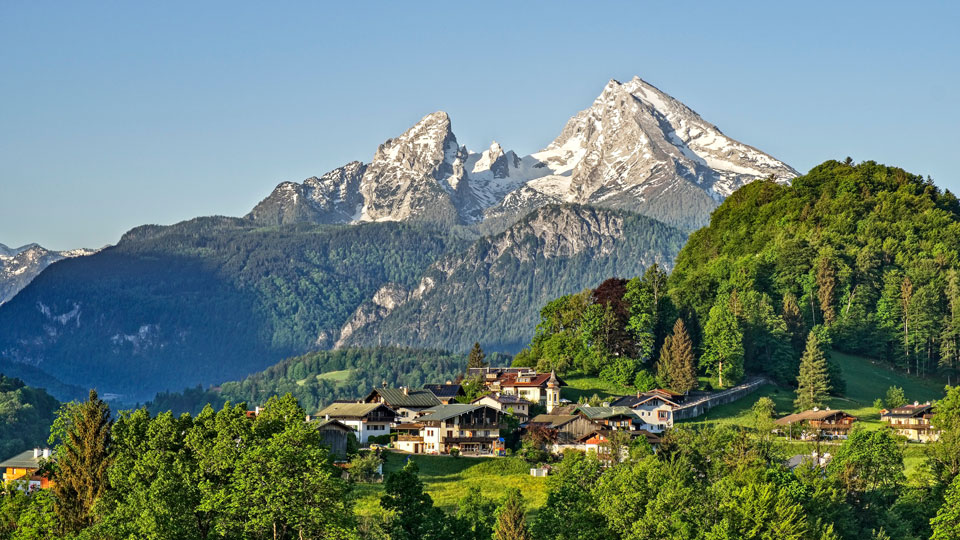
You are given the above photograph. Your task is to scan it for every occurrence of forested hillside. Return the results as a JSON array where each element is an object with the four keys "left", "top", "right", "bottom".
[
  {"left": 339, "top": 205, "right": 686, "bottom": 352},
  {"left": 670, "top": 160, "right": 960, "bottom": 383},
  {"left": 148, "top": 347, "right": 506, "bottom": 415},
  {"left": 0, "top": 375, "right": 59, "bottom": 458},
  {"left": 0, "top": 218, "right": 464, "bottom": 401},
  {"left": 514, "top": 161, "right": 959, "bottom": 395}
]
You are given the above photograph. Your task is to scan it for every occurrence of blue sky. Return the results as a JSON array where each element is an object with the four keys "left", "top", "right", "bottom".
[{"left": 1, "top": 1, "right": 957, "bottom": 250}]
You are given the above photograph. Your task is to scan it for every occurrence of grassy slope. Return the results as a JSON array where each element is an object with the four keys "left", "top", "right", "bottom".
[
  {"left": 562, "top": 375, "right": 635, "bottom": 403},
  {"left": 353, "top": 452, "right": 548, "bottom": 518}
]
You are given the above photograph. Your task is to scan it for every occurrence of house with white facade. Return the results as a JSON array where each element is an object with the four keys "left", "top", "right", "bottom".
[
  {"left": 495, "top": 371, "right": 565, "bottom": 413},
  {"left": 610, "top": 391, "right": 679, "bottom": 433},
  {"left": 315, "top": 402, "right": 397, "bottom": 444},
  {"left": 472, "top": 393, "right": 531, "bottom": 420},
  {"left": 363, "top": 387, "right": 442, "bottom": 422},
  {"left": 392, "top": 404, "right": 503, "bottom": 455}
]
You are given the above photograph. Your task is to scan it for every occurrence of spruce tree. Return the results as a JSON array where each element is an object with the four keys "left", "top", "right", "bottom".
[
  {"left": 655, "top": 335, "right": 673, "bottom": 388},
  {"left": 494, "top": 488, "right": 531, "bottom": 540},
  {"left": 467, "top": 342, "right": 488, "bottom": 369},
  {"left": 794, "top": 332, "right": 832, "bottom": 411},
  {"left": 52, "top": 389, "right": 113, "bottom": 534},
  {"left": 669, "top": 318, "right": 698, "bottom": 394}
]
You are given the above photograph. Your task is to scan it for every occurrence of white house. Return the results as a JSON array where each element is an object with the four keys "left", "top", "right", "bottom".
[
  {"left": 610, "top": 391, "right": 679, "bottom": 433},
  {"left": 315, "top": 402, "right": 397, "bottom": 444}
]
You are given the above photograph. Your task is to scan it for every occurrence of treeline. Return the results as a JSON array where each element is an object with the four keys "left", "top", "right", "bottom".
[
  {"left": 516, "top": 161, "right": 960, "bottom": 391},
  {"left": 4, "top": 387, "right": 960, "bottom": 539},
  {"left": 0, "top": 218, "right": 464, "bottom": 401},
  {"left": 671, "top": 160, "right": 960, "bottom": 382},
  {"left": 0, "top": 375, "right": 60, "bottom": 458},
  {"left": 149, "top": 347, "right": 509, "bottom": 415}
]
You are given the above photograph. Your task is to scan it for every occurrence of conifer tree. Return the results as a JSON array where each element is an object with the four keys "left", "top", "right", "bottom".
[
  {"left": 794, "top": 332, "right": 832, "bottom": 411},
  {"left": 52, "top": 389, "right": 113, "bottom": 534},
  {"left": 494, "top": 488, "right": 531, "bottom": 540},
  {"left": 467, "top": 342, "right": 488, "bottom": 369},
  {"left": 655, "top": 335, "right": 673, "bottom": 388},
  {"left": 669, "top": 318, "right": 698, "bottom": 394}
]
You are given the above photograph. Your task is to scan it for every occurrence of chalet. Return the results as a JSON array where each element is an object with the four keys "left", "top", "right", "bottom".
[
  {"left": 880, "top": 402, "right": 939, "bottom": 442},
  {"left": 496, "top": 371, "right": 565, "bottom": 413},
  {"left": 528, "top": 413, "right": 598, "bottom": 450},
  {"left": 609, "top": 392, "right": 679, "bottom": 433},
  {"left": 774, "top": 409, "right": 857, "bottom": 439},
  {"left": 575, "top": 406, "right": 643, "bottom": 431},
  {"left": 1, "top": 448, "right": 53, "bottom": 490},
  {"left": 393, "top": 404, "right": 503, "bottom": 455},
  {"left": 569, "top": 429, "right": 661, "bottom": 462},
  {"left": 364, "top": 387, "right": 442, "bottom": 422},
  {"left": 472, "top": 393, "right": 531, "bottom": 419},
  {"left": 312, "top": 418, "right": 352, "bottom": 458},
  {"left": 423, "top": 383, "right": 465, "bottom": 404},
  {"left": 315, "top": 402, "right": 397, "bottom": 444}
]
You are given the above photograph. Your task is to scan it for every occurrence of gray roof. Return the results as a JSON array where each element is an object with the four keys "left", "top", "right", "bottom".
[
  {"left": 576, "top": 406, "right": 642, "bottom": 420},
  {"left": 423, "top": 384, "right": 464, "bottom": 399},
  {"left": 316, "top": 402, "right": 395, "bottom": 419},
  {"left": 367, "top": 388, "right": 442, "bottom": 408},
  {"left": 0, "top": 450, "right": 51, "bottom": 469},
  {"left": 529, "top": 414, "right": 580, "bottom": 428},
  {"left": 417, "top": 403, "right": 490, "bottom": 422},
  {"left": 312, "top": 418, "right": 352, "bottom": 432}
]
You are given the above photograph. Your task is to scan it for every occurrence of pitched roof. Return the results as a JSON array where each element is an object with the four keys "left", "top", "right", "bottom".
[
  {"left": 498, "top": 372, "right": 568, "bottom": 387},
  {"left": 0, "top": 450, "right": 51, "bottom": 469},
  {"left": 576, "top": 406, "right": 642, "bottom": 421},
  {"left": 316, "top": 402, "right": 395, "bottom": 419},
  {"left": 473, "top": 393, "right": 530, "bottom": 405},
  {"left": 312, "top": 418, "right": 352, "bottom": 432},
  {"left": 366, "top": 388, "right": 442, "bottom": 408},
  {"left": 774, "top": 409, "right": 856, "bottom": 425},
  {"left": 423, "top": 384, "right": 465, "bottom": 399},
  {"left": 417, "top": 403, "right": 493, "bottom": 422},
  {"left": 528, "top": 414, "right": 580, "bottom": 428},
  {"left": 610, "top": 391, "right": 679, "bottom": 408},
  {"left": 883, "top": 403, "right": 933, "bottom": 418}
]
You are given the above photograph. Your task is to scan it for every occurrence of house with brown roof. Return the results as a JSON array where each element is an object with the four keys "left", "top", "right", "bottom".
[
  {"left": 363, "top": 387, "right": 442, "bottom": 422},
  {"left": 528, "top": 413, "right": 598, "bottom": 450},
  {"left": 774, "top": 408, "right": 857, "bottom": 439},
  {"left": 880, "top": 402, "right": 939, "bottom": 442},
  {"left": 1, "top": 448, "right": 53, "bottom": 490},
  {"left": 315, "top": 402, "right": 397, "bottom": 444},
  {"left": 495, "top": 371, "right": 565, "bottom": 412}
]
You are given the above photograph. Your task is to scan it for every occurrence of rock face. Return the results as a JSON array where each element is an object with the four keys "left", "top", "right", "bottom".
[
  {"left": 334, "top": 204, "right": 688, "bottom": 352},
  {"left": 0, "top": 243, "right": 97, "bottom": 305},
  {"left": 247, "top": 76, "right": 797, "bottom": 231}
]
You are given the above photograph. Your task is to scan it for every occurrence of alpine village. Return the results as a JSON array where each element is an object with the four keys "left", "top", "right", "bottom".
[{"left": 3, "top": 6, "right": 960, "bottom": 540}]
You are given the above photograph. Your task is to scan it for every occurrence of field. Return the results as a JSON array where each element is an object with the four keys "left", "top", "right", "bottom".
[
  {"left": 353, "top": 452, "right": 548, "bottom": 518},
  {"left": 562, "top": 374, "right": 634, "bottom": 403}
]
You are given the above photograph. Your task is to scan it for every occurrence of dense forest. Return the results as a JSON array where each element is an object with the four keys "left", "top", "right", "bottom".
[
  {"left": 341, "top": 205, "right": 686, "bottom": 353},
  {"left": 0, "top": 218, "right": 465, "bottom": 401},
  {"left": 0, "top": 375, "right": 59, "bottom": 458},
  {"left": 148, "top": 347, "right": 509, "bottom": 415},
  {"left": 3, "top": 386, "right": 960, "bottom": 539},
  {"left": 516, "top": 161, "right": 960, "bottom": 393}
]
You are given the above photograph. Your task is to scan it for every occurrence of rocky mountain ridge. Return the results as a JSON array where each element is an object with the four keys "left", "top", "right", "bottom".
[
  {"left": 248, "top": 76, "right": 798, "bottom": 231},
  {"left": 0, "top": 243, "right": 97, "bottom": 305}
]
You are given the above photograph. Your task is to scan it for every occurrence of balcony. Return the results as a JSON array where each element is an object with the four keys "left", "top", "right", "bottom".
[
  {"left": 458, "top": 423, "right": 500, "bottom": 430},
  {"left": 445, "top": 436, "right": 498, "bottom": 444},
  {"left": 396, "top": 435, "right": 423, "bottom": 442}
]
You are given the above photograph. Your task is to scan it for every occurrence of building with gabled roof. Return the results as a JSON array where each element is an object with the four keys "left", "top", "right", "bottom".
[
  {"left": 423, "top": 383, "right": 465, "bottom": 404},
  {"left": 528, "top": 413, "right": 598, "bottom": 446},
  {"left": 310, "top": 418, "right": 352, "bottom": 458},
  {"left": 880, "top": 402, "right": 939, "bottom": 442},
  {"left": 774, "top": 409, "right": 857, "bottom": 439},
  {"left": 364, "top": 387, "right": 442, "bottom": 421},
  {"left": 316, "top": 402, "right": 397, "bottom": 444},
  {"left": 396, "top": 403, "right": 503, "bottom": 455},
  {"left": 472, "top": 393, "right": 531, "bottom": 419},
  {"left": 575, "top": 406, "right": 644, "bottom": 431},
  {"left": 495, "top": 371, "right": 566, "bottom": 412},
  {"left": 1, "top": 448, "right": 53, "bottom": 490}
]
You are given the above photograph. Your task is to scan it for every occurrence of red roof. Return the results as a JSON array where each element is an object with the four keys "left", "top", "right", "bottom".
[{"left": 497, "top": 372, "right": 566, "bottom": 387}]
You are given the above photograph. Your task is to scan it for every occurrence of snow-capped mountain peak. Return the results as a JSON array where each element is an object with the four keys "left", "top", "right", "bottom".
[{"left": 247, "top": 76, "right": 798, "bottom": 230}]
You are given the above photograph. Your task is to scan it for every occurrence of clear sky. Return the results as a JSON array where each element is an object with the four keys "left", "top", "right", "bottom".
[{"left": 1, "top": 1, "right": 957, "bottom": 250}]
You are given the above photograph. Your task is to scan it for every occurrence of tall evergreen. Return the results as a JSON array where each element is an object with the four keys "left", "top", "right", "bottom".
[
  {"left": 656, "top": 335, "right": 674, "bottom": 388},
  {"left": 794, "top": 332, "right": 832, "bottom": 411},
  {"left": 494, "top": 488, "right": 532, "bottom": 540},
  {"left": 669, "top": 318, "right": 698, "bottom": 394},
  {"left": 467, "top": 342, "right": 488, "bottom": 369},
  {"left": 52, "top": 389, "right": 113, "bottom": 534}
]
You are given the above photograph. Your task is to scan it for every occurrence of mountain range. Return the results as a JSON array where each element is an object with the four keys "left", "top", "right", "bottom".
[
  {"left": 0, "top": 243, "right": 97, "bottom": 305},
  {"left": 247, "top": 76, "right": 797, "bottom": 232},
  {"left": 0, "top": 76, "right": 796, "bottom": 402}
]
